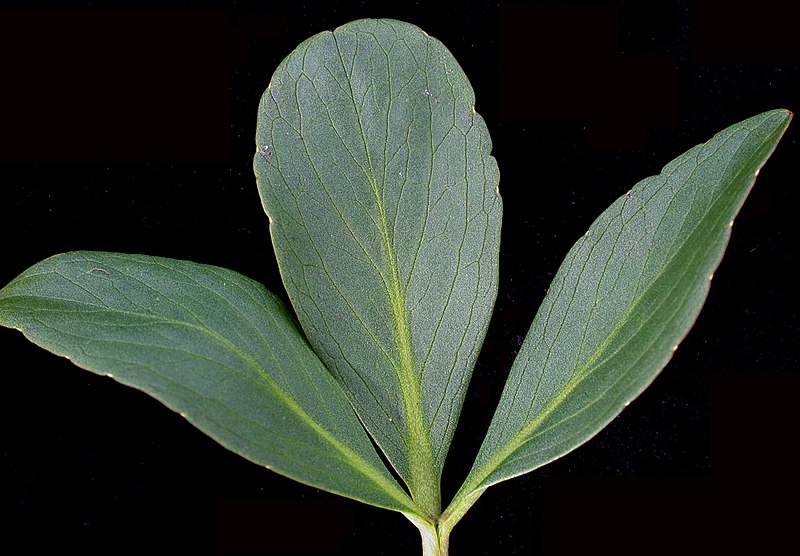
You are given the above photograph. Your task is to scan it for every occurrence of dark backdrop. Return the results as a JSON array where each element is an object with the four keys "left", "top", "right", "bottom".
[{"left": 2, "top": 1, "right": 798, "bottom": 554}]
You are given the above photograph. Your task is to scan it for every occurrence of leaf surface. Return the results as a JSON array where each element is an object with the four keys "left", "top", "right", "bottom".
[
  {"left": 254, "top": 18, "right": 501, "bottom": 510},
  {"left": 0, "top": 251, "right": 417, "bottom": 513},
  {"left": 451, "top": 109, "right": 791, "bottom": 506}
]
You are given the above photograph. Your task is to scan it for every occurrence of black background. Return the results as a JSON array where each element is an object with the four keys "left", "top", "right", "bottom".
[{"left": 2, "top": 1, "right": 799, "bottom": 554}]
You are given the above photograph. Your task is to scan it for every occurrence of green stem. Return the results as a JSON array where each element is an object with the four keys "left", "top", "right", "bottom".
[
  {"left": 404, "top": 488, "right": 485, "bottom": 556},
  {"left": 406, "top": 514, "right": 450, "bottom": 556}
]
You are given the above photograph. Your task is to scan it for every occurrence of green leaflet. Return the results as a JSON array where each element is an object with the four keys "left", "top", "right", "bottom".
[
  {"left": 254, "top": 19, "right": 501, "bottom": 513},
  {"left": 448, "top": 109, "right": 791, "bottom": 512},
  {"left": 0, "top": 252, "right": 417, "bottom": 514}
]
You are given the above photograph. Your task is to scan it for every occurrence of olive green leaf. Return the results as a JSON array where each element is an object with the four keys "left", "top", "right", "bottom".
[
  {"left": 447, "top": 109, "right": 791, "bottom": 517},
  {"left": 0, "top": 15, "right": 792, "bottom": 555},
  {"left": 254, "top": 18, "right": 501, "bottom": 513},
  {"left": 0, "top": 251, "right": 418, "bottom": 514}
]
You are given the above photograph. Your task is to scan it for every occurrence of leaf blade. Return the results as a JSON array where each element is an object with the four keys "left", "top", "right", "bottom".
[
  {"left": 255, "top": 18, "right": 501, "bottom": 509},
  {"left": 454, "top": 109, "right": 791, "bottom": 501},
  {"left": 0, "top": 251, "right": 418, "bottom": 513}
]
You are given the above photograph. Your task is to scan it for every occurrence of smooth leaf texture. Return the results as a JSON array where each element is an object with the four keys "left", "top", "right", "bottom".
[
  {"left": 254, "top": 18, "right": 501, "bottom": 510},
  {"left": 451, "top": 109, "right": 791, "bottom": 506},
  {"left": 0, "top": 252, "right": 418, "bottom": 514}
]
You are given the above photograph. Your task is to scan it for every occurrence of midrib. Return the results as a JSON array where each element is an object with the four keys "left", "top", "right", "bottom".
[
  {"left": 351, "top": 117, "right": 438, "bottom": 516},
  {"left": 331, "top": 32, "right": 438, "bottom": 514},
  {"left": 371, "top": 172, "right": 440, "bottom": 516}
]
